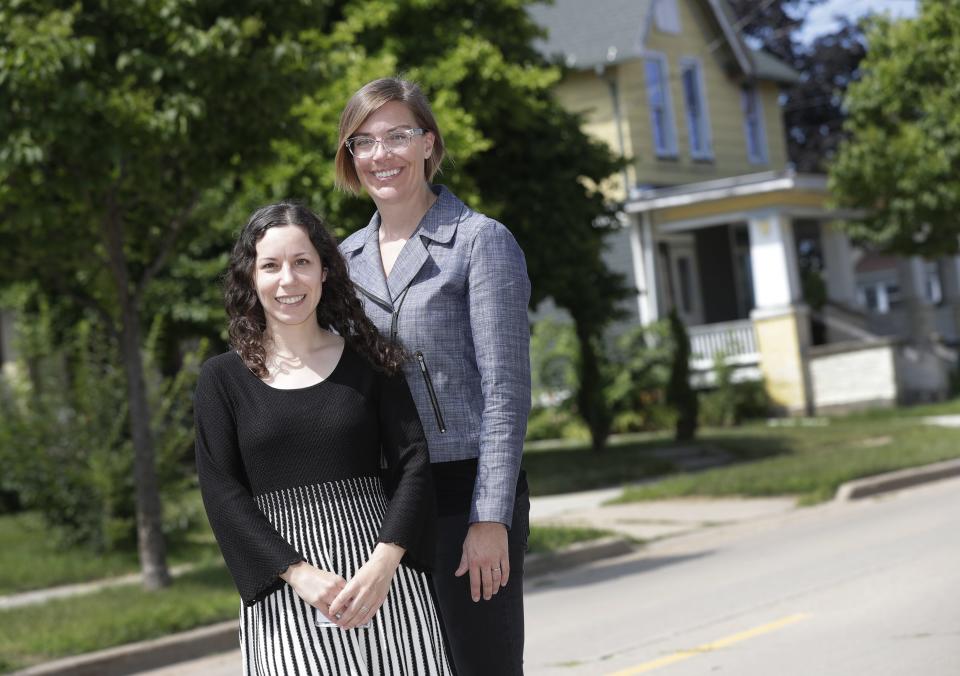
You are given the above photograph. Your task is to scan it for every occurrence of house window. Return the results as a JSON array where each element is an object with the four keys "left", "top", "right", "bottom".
[
  {"left": 654, "top": 0, "right": 682, "bottom": 34},
  {"left": 680, "top": 59, "right": 712, "bottom": 159},
  {"left": 644, "top": 55, "right": 677, "bottom": 157},
  {"left": 741, "top": 85, "right": 768, "bottom": 164},
  {"left": 859, "top": 282, "right": 896, "bottom": 313}
]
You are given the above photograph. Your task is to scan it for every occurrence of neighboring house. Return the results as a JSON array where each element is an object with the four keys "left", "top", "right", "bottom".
[{"left": 530, "top": 0, "right": 957, "bottom": 414}]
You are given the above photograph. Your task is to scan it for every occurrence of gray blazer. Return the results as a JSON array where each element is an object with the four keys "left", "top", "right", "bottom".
[{"left": 339, "top": 185, "right": 531, "bottom": 525}]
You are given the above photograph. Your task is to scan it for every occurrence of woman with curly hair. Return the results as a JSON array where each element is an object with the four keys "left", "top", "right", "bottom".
[{"left": 194, "top": 202, "right": 452, "bottom": 675}]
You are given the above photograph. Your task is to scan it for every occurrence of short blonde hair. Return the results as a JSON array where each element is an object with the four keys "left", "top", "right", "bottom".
[{"left": 334, "top": 77, "right": 446, "bottom": 194}]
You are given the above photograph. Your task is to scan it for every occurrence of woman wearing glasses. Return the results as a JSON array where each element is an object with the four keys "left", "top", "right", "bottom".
[{"left": 336, "top": 77, "right": 531, "bottom": 675}]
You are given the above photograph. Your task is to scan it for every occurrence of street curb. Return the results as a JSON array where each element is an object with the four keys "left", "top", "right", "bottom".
[
  {"left": 11, "top": 537, "right": 634, "bottom": 676},
  {"left": 834, "top": 458, "right": 960, "bottom": 501},
  {"left": 12, "top": 621, "right": 237, "bottom": 676},
  {"left": 525, "top": 535, "right": 636, "bottom": 578}
]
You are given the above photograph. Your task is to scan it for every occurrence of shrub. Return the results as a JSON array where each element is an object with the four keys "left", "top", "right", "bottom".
[
  {"left": 0, "top": 301, "right": 205, "bottom": 551},
  {"left": 665, "top": 310, "right": 698, "bottom": 441},
  {"left": 698, "top": 354, "right": 770, "bottom": 427}
]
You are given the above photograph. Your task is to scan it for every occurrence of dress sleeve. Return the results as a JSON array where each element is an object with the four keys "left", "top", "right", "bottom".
[
  {"left": 194, "top": 361, "right": 304, "bottom": 606},
  {"left": 376, "top": 369, "right": 437, "bottom": 571}
]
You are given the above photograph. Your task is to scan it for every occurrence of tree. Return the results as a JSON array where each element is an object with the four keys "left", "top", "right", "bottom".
[
  {"left": 665, "top": 310, "right": 698, "bottom": 442},
  {"left": 0, "top": 1, "right": 329, "bottom": 588},
  {"left": 729, "top": 0, "right": 868, "bottom": 172},
  {"left": 829, "top": 2, "right": 960, "bottom": 257}
]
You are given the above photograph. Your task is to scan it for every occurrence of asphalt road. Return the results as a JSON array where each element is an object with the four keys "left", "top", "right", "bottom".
[
  {"left": 525, "top": 478, "right": 960, "bottom": 676},
  {"left": 140, "top": 478, "right": 960, "bottom": 676}
]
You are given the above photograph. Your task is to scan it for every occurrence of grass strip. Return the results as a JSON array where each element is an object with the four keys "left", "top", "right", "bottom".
[
  {"left": 0, "top": 513, "right": 141, "bottom": 596},
  {"left": 0, "top": 512, "right": 222, "bottom": 596},
  {"left": 614, "top": 416, "right": 960, "bottom": 505},
  {"left": 527, "top": 525, "right": 614, "bottom": 554},
  {"left": 0, "top": 566, "right": 238, "bottom": 674},
  {"left": 523, "top": 433, "right": 676, "bottom": 496}
]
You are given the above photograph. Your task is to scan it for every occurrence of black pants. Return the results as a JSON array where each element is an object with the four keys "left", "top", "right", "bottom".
[{"left": 431, "top": 464, "right": 530, "bottom": 676}]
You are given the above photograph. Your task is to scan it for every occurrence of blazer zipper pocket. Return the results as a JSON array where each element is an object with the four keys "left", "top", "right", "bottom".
[{"left": 415, "top": 351, "right": 447, "bottom": 433}]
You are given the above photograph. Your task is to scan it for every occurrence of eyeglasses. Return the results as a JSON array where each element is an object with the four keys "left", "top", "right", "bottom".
[{"left": 345, "top": 128, "right": 425, "bottom": 158}]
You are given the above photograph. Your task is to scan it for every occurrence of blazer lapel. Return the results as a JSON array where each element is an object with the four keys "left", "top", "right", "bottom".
[
  {"left": 386, "top": 235, "right": 430, "bottom": 301},
  {"left": 349, "top": 222, "right": 393, "bottom": 309}
]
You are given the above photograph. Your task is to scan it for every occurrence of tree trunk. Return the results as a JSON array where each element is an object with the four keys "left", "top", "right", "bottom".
[
  {"left": 120, "top": 302, "right": 172, "bottom": 589},
  {"left": 102, "top": 192, "right": 170, "bottom": 590},
  {"left": 572, "top": 315, "right": 611, "bottom": 453}
]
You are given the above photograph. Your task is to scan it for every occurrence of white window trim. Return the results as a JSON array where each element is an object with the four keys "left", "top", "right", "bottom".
[
  {"left": 643, "top": 52, "right": 678, "bottom": 158},
  {"left": 679, "top": 57, "right": 713, "bottom": 160},
  {"left": 741, "top": 85, "right": 769, "bottom": 165},
  {"left": 653, "top": 0, "right": 682, "bottom": 34}
]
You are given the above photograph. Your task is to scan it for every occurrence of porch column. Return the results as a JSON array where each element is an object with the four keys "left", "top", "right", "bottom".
[
  {"left": 820, "top": 222, "right": 857, "bottom": 307},
  {"left": 747, "top": 211, "right": 812, "bottom": 415},
  {"left": 629, "top": 212, "right": 660, "bottom": 325},
  {"left": 937, "top": 255, "right": 960, "bottom": 342},
  {"left": 897, "top": 256, "right": 936, "bottom": 344}
]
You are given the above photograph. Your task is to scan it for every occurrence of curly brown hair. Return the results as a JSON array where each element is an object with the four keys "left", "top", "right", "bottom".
[{"left": 224, "top": 202, "right": 406, "bottom": 377}]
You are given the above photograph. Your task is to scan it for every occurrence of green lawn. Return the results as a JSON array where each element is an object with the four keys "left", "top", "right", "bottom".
[
  {"left": 615, "top": 407, "right": 960, "bottom": 505},
  {"left": 0, "top": 566, "right": 238, "bottom": 674},
  {"left": 527, "top": 525, "right": 614, "bottom": 554},
  {"left": 0, "top": 512, "right": 222, "bottom": 596},
  {"left": 523, "top": 431, "right": 676, "bottom": 496}
]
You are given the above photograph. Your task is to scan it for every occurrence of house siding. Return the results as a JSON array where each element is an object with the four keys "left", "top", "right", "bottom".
[
  {"left": 553, "top": 70, "right": 634, "bottom": 200},
  {"left": 549, "top": 0, "right": 790, "bottom": 194}
]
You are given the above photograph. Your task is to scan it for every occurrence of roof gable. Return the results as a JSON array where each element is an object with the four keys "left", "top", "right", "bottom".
[
  {"left": 529, "top": 0, "right": 799, "bottom": 83},
  {"left": 528, "top": 0, "right": 655, "bottom": 70}
]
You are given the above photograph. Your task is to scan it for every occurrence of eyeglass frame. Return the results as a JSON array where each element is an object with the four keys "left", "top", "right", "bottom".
[{"left": 344, "top": 128, "right": 427, "bottom": 158}]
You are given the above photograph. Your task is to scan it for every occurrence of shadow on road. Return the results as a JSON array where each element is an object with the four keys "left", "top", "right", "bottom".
[{"left": 527, "top": 550, "right": 715, "bottom": 593}]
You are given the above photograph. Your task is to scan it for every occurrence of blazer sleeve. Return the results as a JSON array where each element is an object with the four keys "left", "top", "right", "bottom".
[
  {"left": 375, "top": 369, "right": 437, "bottom": 571},
  {"left": 194, "top": 362, "right": 304, "bottom": 606},
  {"left": 467, "top": 222, "right": 532, "bottom": 526}
]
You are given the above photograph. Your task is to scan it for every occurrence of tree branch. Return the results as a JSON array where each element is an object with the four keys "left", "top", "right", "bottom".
[{"left": 135, "top": 189, "right": 201, "bottom": 301}]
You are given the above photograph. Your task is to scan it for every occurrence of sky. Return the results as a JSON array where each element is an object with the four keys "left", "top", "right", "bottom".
[{"left": 796, "top": 0, "right": 918, "bottom": 43}]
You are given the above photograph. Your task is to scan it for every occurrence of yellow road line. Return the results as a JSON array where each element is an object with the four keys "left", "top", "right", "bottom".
[{"left": 606, "top": 613, "right": 811, "bottom": 676}]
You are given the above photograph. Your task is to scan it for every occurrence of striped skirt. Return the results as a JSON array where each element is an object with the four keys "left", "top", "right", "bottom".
[{"left": 242, "top": 477, "right": 452, "bottom": 675}]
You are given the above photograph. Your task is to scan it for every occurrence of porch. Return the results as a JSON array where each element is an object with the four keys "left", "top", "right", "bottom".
[{"left": 620, "top": 170, "right": 958, "bottom": 413}]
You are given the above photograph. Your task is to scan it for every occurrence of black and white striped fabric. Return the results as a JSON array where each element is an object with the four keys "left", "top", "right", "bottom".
[{"left": 241, "top": 477, "right": 452, "bottom": 675}]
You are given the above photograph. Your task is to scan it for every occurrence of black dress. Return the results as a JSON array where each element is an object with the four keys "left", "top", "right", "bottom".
[{"left": 194, "top": 346, "right": 452, "bottom": 675}]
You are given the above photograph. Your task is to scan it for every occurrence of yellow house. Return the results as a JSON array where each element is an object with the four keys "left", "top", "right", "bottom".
[{"left": 530, "top": 0, "right": 956, "bottom": 413}]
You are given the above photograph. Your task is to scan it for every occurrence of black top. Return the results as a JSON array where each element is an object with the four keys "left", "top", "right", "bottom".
[{"left": 194, "top": 346, "right": 436, "bottom": 605}]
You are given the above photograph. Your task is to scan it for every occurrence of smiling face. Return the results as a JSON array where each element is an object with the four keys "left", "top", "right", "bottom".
[
  {"left": 254, "top": 224, "right": 327, "bottom": 331},
  {"left": 352, "top": 100, "right": 435, "bottom": 206}
]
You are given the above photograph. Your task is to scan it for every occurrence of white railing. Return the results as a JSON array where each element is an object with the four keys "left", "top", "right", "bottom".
[{"left": 688, "top": 319, "right": 758, "bottom": 367}]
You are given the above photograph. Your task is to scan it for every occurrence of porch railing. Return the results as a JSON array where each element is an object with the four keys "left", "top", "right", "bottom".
[{"left": 688, "top": 319, "right": 758, "bottom": 368}]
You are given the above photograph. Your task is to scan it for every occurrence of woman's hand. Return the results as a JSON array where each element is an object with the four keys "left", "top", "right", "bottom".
[
  {"left": 329, "top": 543, "right": 405, "bottom": 629},
  {"left": 281, "top": 561, "right": 347, "bottom": 619},
  {"left": 455, "top": 521, "right": 509, "bottom": 602}
]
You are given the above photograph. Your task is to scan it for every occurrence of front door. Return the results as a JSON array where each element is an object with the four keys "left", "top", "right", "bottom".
[{"left": 659, "top": 234, "right": 704, "bottom": 326}]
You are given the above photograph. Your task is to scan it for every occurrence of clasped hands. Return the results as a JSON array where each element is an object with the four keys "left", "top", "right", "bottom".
[{"left": 281, "top": 542, "right": 404, "bottom": 630}]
